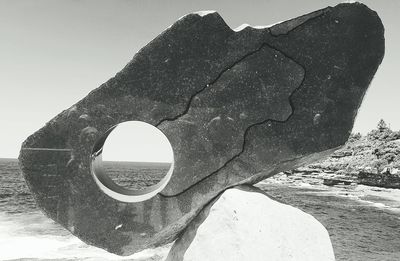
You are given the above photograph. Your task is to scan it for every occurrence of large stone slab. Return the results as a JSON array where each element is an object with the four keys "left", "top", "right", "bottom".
[{"left": 19, "top": 3, "right": 384, "bottom": 255}]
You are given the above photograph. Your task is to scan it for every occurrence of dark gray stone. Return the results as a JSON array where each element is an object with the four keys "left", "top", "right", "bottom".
[
  {"left": 358, "top": 171, "right": 400, "bottom": 189},
  {"left": 19, "top": 3, "right": 384, "bottom": 255}
]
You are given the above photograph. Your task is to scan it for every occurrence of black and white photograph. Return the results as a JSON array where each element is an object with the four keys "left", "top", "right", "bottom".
[{"left": 0, "top": 0, "right": 399, "bottom": 260}]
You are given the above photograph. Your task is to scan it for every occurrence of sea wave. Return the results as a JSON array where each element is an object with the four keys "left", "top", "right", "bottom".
[
  {"left": 0, "top": 212, "right": 170, "bottom": 261},
  {"left": 260, "top": 175, "right": 400, "bottom": 214}
]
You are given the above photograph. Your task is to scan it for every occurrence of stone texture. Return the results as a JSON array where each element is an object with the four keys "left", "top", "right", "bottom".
[
  {"left": 166, "top": 186, "right": 335, "bottom": 261},
  {"left": 358, "top": 171, "right": 400, "bottom": 189},
  {"left": 19, "top": 3, "right": 384, "bottom": 255}
]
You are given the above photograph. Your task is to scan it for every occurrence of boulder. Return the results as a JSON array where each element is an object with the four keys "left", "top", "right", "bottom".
[{"left": 166, "top": 186, "right": 335, "bottom": 261}]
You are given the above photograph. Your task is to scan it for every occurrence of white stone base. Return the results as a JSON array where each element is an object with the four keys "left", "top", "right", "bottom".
[{"left": 166, "top": 186, "right": 335, "bottom": 261}]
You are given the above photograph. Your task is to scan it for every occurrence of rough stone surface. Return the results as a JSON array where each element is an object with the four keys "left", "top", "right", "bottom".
[
  {"left": 358, "top": 171, "right": 400, "bottom": 189},
  {"left": 19, "top": 3, "right": 384, "bottom": 255},
  {"left": 166, "top": 186, "right": 335, "bottom": 261}
]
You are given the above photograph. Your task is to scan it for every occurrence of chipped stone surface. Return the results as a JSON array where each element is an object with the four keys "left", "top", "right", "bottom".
[{"left": 19, "top": 3, "right": 384, "bottom": 255}]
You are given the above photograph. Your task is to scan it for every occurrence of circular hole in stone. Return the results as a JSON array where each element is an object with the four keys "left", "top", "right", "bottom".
[{"left": 91, "top": 121, "right": 174, "bottom": 202}]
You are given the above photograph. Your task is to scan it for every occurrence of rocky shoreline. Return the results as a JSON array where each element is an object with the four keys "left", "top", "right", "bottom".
[
  {"left": 275, "top": 166, "right": 400, "bottom": 189},
  {"left": 275, "top": 120, "right": 400, "bottom": 189}
]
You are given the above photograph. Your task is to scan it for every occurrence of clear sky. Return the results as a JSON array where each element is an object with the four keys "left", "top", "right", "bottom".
[
  {"left": 0, "top": 0, "right": 399, "bottom": 159},
  {"left": 102, "top": 121, "right": 173, "bottom": 163}
]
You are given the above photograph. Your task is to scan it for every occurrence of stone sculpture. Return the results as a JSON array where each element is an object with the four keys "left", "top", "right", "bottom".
[{"left": 19, "top": 3, "right": 384, "bottom": 255}]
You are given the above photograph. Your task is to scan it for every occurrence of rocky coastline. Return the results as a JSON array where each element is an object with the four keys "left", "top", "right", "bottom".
[{"left": 275, "top": 120, "right": 400, "bottom": 189}]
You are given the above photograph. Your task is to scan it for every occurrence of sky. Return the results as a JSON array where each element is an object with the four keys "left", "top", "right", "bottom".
[
  {"left": 0, "top": 0, "right": 399, "bottom": 159},
  {"left": 102, "top": 121, "right": 173, "bottom": 163}
]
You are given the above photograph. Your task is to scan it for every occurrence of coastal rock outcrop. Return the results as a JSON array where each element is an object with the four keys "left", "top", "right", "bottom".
[
  {"left": 283, "top": 124, "right": 400, "bottom": 189},
  {"left": 358, "top": 171, "right": 400, "bottom": 189},
  {"left": 166, "top": 186, "right": 335, "bottom": 261},
  {"left": 19, "top": 3, "right": 384, "bottom": 255}
]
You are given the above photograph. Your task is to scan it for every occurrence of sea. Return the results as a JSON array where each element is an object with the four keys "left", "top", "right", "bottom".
[{"left": 1, "top": 158, "right": 400, "bottom": 261}]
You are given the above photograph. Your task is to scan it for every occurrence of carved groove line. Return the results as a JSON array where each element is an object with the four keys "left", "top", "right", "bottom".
[
  {"left": 160, "top": 41, "right": 307, "bottom": 198},
  {"left": 158, "top": 9, "right": 331, "bottom": 197},
  {"left": 155, "top": 43, "right": 269, "bottom": 127},
  {"left": 269, "top": 9, "right": 327, "bottom": 36}
]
